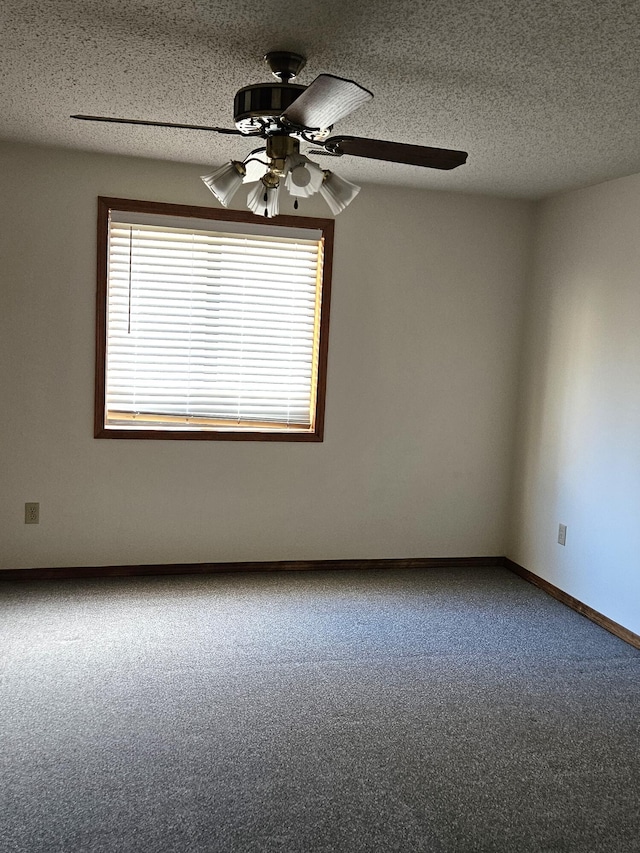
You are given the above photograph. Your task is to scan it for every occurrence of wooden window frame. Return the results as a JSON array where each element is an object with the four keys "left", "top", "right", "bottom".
[{"left": 95, "top": 197, "right": 334, "bottom": 442}]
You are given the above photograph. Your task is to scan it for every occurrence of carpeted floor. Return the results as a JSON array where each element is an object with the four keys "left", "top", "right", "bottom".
[{"left": 1, "top": 566, "right": 639, "bottom": 852}]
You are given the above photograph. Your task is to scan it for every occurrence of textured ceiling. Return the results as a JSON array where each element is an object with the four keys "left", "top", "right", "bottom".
[{"left": 1, "top": 0, "right": 639, "bottom": 198}]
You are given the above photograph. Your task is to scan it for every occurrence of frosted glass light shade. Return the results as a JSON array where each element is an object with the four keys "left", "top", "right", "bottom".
[
  {"left": 201, "top": 161, "right": 246, "bottom": 207},
  {"left": 284, "top": 153, "right": 325, "bottom": 198},
  {"left": 246, "top": 180, "right": 281, "bottom": 218},
  {"left": 319, "top": 171, "right": 361, "bottom": 215}
]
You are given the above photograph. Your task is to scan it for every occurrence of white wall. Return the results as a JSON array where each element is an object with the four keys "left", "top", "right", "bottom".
[
  {"left": 508, "top": 172, "right": 640, "bottom": 635},
  {"left": 0, "top": 141, "right": 531, "bottom": 569}
]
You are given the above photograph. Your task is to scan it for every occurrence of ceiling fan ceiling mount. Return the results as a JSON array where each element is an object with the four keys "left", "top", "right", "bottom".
[{"left": 264, "top": 51, "right": 306, "bottom": 83}]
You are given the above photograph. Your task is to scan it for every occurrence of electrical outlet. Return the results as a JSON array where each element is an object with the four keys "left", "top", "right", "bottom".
[
  {"left": 25, "top": 502, "right": 39, "bottom": 524},
  {"left": 558, "top": 523, "right": 567, "bottom": 546}
]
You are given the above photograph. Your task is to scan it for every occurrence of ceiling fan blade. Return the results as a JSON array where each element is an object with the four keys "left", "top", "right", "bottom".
[
  {"left": 324, "top": 135, "right": 468, "bottom": 170},
  {"left": 70, "top": 115, "right": 242, "bottom": 135},
  {"left": 281, "top": 74, "right": 373, "bottom": 130}
]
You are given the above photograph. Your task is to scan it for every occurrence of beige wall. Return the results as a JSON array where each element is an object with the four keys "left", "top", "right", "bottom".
[
  {"left": 0, "top": 141, "right": 531, "bottom": 569},
  {"left": 508, "top": 172, "right": 640, "bottom": 635}
]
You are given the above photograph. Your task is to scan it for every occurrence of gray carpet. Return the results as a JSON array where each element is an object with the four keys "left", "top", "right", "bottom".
[{"left": 1, "top": 567, "right": 639, "bottom": 852}]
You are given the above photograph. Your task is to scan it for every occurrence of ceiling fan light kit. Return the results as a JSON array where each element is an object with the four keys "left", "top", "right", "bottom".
[
  {"left": 72, "top": 51, "right": 468, "bottom": 219},
  {"left": 201, "top": 131, "right": 339, "bottom": 216}
]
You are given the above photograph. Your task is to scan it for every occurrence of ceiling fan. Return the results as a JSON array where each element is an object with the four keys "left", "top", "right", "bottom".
[{"left": 71, "top": 51, "right": 468, "bottom": 218}]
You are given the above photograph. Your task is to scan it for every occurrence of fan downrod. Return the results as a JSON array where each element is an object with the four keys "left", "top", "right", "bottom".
[{"left": 264, "top": 51, "right": 306, "bottom": 82}]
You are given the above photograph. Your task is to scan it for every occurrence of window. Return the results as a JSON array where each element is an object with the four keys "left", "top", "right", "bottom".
[{"left": 95, "top": 198, "right": 334, "bottom": 441}]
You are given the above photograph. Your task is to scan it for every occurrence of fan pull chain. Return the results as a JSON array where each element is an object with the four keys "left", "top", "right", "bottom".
[{"left": 294, "top": 199, "right": 299, "bottom": 210}]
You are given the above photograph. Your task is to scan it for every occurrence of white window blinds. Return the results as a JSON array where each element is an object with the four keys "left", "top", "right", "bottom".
[{"left": 105, "top": 213, "right": 325, "bottom": 431}]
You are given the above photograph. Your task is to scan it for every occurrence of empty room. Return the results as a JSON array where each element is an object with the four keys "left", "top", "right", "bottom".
[{"left": 1, "top": 1, "right": 639, "bottom": 851}]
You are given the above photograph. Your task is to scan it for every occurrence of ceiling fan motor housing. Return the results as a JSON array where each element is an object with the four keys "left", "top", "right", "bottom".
[{"left": 233, "top": 83, "right": 305, "bottom": 133}]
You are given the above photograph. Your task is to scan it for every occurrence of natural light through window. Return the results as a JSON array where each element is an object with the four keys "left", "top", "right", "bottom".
[{"left": 95, "top": 199, "right": 333, "bottom": 441}]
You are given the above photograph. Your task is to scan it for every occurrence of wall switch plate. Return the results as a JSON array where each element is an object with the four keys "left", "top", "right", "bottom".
[
  {"left": 558, "top": 523, "right": 567, "bottom": 546},
  {"left": 25, "top": 502, "right": 39, "bottom": 524}
]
